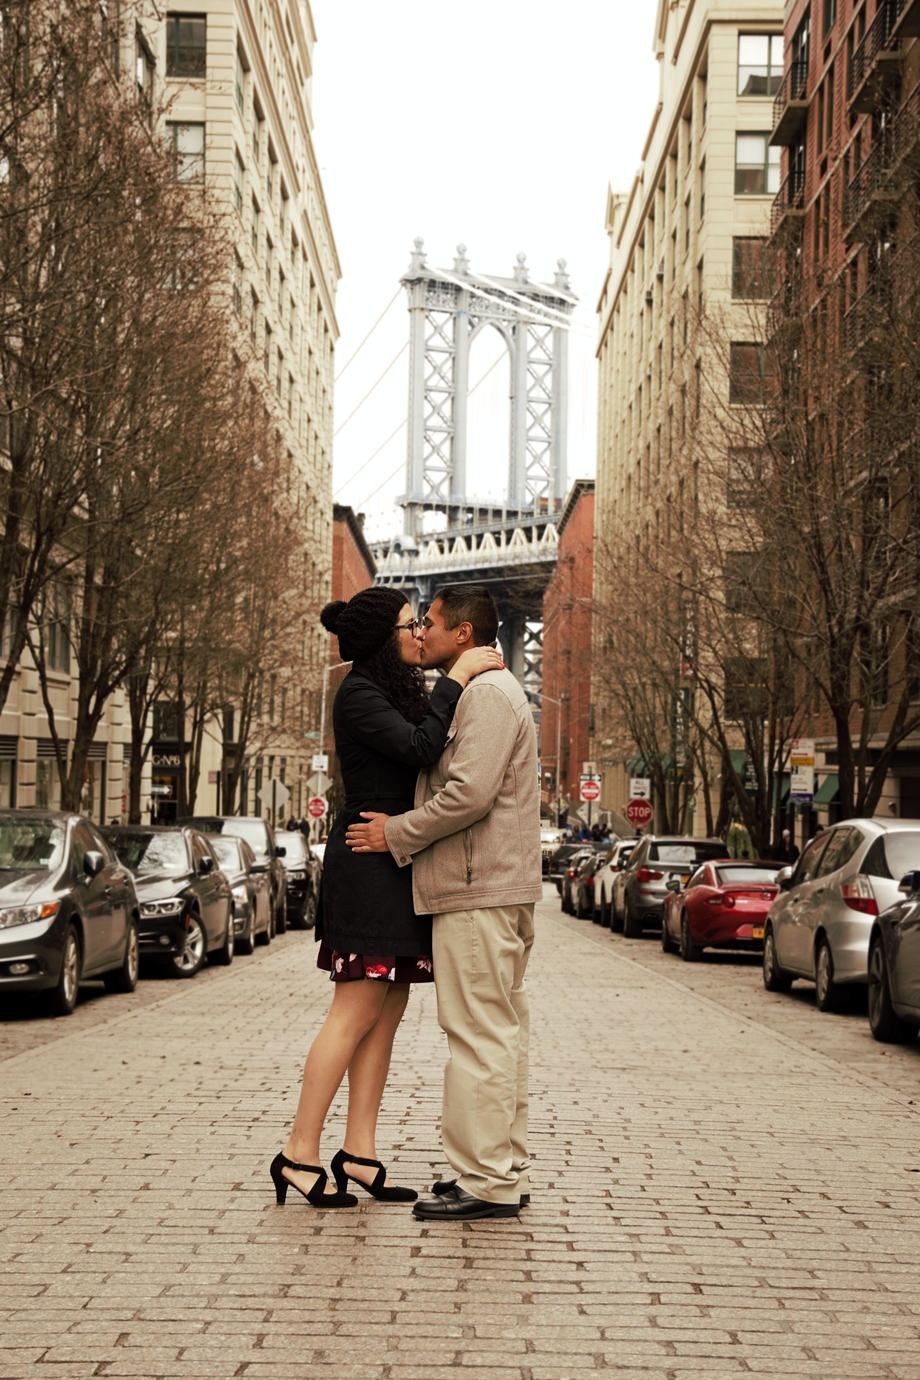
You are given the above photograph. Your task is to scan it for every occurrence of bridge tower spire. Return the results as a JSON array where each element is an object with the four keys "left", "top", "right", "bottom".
[{"left": 399, "top": 241, "right": 576, "bottom": 541}]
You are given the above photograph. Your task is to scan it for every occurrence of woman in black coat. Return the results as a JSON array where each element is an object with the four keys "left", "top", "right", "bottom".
[{"left": 271, "top": 587, "right": 501, "bottom": 1209}]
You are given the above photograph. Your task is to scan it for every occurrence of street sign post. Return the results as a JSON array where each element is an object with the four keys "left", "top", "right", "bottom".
[
  {"left": 625, "top": 797, "right": 654, "bottom": 829},
  {"left": 311, "top": 754, "right": 329, "bottom": 773},
  {"left": 579, "top": 772, "right": 602, "bottom": 830},
  {"left": 629, "top": 777, "right": 651, "bottom": 800},
  {"left": 257, "top": 777, "right": 290, "bottom": 828},
  {"left": 789, "top": 739, "right": 815, "bottom": 804}
]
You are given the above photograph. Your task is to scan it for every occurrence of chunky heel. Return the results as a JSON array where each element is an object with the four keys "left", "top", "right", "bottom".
[
  {"left": 331, "top": 1148, "right": 418, "bottom": 1202},
  {"left": 270, "top": 1151, "right": 357, "bottom": 1208}
]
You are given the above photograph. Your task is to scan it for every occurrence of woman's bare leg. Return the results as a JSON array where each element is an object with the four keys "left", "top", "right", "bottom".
[
  {"left": 282, "top": 979, "right": 391, "bottom": 1196},
  {"left": 342, "top": 983, "right": 410, "bottom": 1186}
]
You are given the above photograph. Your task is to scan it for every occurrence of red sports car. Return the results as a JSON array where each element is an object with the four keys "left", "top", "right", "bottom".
[{"left": 661, "top": 860, "right": 783, "bottom": 962}]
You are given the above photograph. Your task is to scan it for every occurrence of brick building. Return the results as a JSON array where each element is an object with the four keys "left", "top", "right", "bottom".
[
  {"left": 331, "top": 505, "right": 376, "bottom": 603},
  {"left": 541, "top": 480, "right": 595, "bottom": 822}
]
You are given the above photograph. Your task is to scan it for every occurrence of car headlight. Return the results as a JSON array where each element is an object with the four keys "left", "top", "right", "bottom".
[
  {"left": 140, "top": 898, "right": 185, "bottom": 918},
  {"left": 0, "top": 901, "right": 59, "bottom": 930},
  {"left": 232, "top": 885, "right": 248, "bottom": 902},
  {"left": 287, "top": 869, "right": 306, "bottom": 880}
]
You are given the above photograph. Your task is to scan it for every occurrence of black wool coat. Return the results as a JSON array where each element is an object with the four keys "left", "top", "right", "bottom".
[{"left": 317, "top": 665, "right": 462, "bottom": 956}]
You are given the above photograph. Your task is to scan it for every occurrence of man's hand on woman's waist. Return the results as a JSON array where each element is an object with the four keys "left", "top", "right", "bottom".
[{"left": 346, "top": 812, "right": 391, "bottom": 853}]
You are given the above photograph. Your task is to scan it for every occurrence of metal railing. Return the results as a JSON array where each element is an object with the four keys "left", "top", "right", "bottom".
[
  {"left": 770, "top": 166, "right": 806, "bottom": 234},
  {"left": 849, "top": 0, "right": 906, "bottom": 98},
  {"left": 844, "top": 81, "right": 920, "bottom": 232},
  {"left": 772, "top": 57, "right": 809, "bottom": 131}
]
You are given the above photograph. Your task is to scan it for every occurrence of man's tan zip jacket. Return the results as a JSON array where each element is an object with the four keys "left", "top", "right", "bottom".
[{"left": 384, "top": 667, "right": 542, "bottom": 915}]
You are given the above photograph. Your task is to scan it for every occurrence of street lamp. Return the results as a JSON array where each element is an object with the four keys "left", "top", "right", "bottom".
[{"left": 540, "top": 692, "right": 568, "bottom": 825}]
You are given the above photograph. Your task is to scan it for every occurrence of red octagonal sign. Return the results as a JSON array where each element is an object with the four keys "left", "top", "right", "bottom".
[
  {"left": 307, "top": 796, "right": 327, "bottom": 819},
  {"left": 625, "top": 797, "right": 653, "bottom": 828}
]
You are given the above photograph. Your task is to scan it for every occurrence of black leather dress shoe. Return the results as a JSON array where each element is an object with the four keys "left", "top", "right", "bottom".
[
  {"left": 432, "top": 1176, "right": 530, "bottom": 1207},
  {"left": 413, "top": 1187, "right": 520, "bottom": 1220}
]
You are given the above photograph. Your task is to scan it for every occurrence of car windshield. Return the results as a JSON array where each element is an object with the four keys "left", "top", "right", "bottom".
[
  {"left": 209, "top": 838, "right": 242, "bottom": 871},
  {"left": 277, "top": 833, "right": 307, "bottom": 863},
  {"left": 0, "top": 820, "right": 66, "bottom": 871},
  {"left": 222, "top": 821, "right": 268, "bottom": 856},
  {"left": 108, "top": 832, "right": 188, "bottom": 876},
  {"left": 716, "top": 864, "right": 781, "bottom": 885},
  {"left": 650, "top": 842, "right": 728, "bottom": 865},
  {"left": 863, "top": 830, "right": 920, "bottom": 880}
]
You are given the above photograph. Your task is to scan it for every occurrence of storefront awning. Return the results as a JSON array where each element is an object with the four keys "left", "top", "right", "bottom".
[
  {"left": 814, "top": 773, "right": 839, "bottom": 805},
  {"left": 772, "top": 772, "right": 790, "bottom": 806}
]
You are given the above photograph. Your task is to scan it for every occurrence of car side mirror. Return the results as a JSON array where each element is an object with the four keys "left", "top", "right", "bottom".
[
  {"left": 665, "top": 879, "right": 680, "bottom": 893},
  {"left": 83, "top": 850, "right": 105, "bottom": 879},
  {"left": 898, "top": 870, "right": 920, "bottom": 895},
  {"left": 198, "top": 855, "right": 214, "bottom": 876},
  {"left": 275, "top": 846, "right": 286, "bottom": 859},
  {"left": 776, "top": 865, "right": 793, "bottom": 891}
]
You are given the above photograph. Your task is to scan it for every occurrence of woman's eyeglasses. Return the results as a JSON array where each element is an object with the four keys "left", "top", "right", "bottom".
[{"left": 394, "top": 617, "right": 425, "bottom": 637}]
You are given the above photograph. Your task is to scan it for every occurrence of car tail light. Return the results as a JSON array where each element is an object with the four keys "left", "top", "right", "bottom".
[
  {"left": 585, "top": 876, "right": 594, "bottom": 888},
  {"left": 567, "top": 868, "right": 577, "bottom": 878},
  {"left": 841, "top": 877, "right": 878, "bottom": 915},
  {"left": 708, "top": 894, "right": 735, "bottom": 907},
  {"left": 636, "top": 867, "right": 664, "bottom": 883}
]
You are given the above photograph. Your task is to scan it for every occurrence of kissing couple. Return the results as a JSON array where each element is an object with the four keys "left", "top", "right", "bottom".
[{"left": 270, "top": 583, "right": 541, "bottom": 1219}]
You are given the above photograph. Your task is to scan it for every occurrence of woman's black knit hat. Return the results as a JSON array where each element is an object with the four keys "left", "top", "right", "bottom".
[{"left": 320, "top": 587, "right": 408, "bottom": 664}]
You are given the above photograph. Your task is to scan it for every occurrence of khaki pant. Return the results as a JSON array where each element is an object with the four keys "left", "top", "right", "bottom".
[{"left": 431, "top": 903, "right": 535, "bottom": 1204}]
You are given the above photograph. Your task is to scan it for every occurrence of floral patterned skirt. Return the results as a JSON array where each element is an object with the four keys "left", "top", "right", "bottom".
[{"left": 317, "top": 941, "right": 434, "bottom": 984}]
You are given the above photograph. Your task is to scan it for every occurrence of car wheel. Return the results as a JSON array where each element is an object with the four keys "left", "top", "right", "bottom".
[
  {"left": 679, "top": 913, "right": 700, "bottom": 963},
  {"left": 236, "top": 911, "right": 255, "bottom": 955},
  {"left": 49, "top": 923, "right": 81, "bottom": 1016},
  {"left": 611, "top": 894, "right": 624, "bottom": 934},
  {"left": 661, "top": 913, "right": 676, "bottom": 953},
  {"left": 599, "top": 895, "right": 611, "bottom": 929},
  {"left": 814, "top": 936, "right": 841, "bottom": 1012},
  {"left": 211, "top": 912, "right": 235, "bottom": 967},
  {"left": 302, "top": 891, "right": 317, "bottom": 931},
  {"left": 868, "top": 937, "right": 917, "bottom": 1043},
  {"left": 622, "top": 897, "right": 642, "bottom": 938},
  {"left": 255, "top": 914, "right": 271, "bottom": 946},
  {"left": 560, "top": 886, "right": 571, "bottom": 914},
  {"left": 104, "top": 921, "right": 139, "bottom": 993},
  {"left": 575, "top": 889, "right": 588, "bottom": 919},
  {"left": 171, "top": 914, "right": 206, "bottom": 978},
  {"left": 274, "top": 894, "right": 287, "bottom": 935},
  {"left": 762, "top": 927, "right": 793, "bottom": 992}
]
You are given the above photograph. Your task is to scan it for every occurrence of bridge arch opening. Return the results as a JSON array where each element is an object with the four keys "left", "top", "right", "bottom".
[{"left": 466, "top": 323, "right": 511, "bottom": 508}]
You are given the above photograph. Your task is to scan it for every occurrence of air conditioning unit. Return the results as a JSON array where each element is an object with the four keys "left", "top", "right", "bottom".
[
  {"left": 645, "top": 288, "right": 654, "bottom": 304},
  {"left": 656, "top": 260, "right": 665, "bottom": 279}
]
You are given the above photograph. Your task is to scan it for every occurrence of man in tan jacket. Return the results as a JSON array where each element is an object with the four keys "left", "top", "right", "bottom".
[{"left": 346, "top": 584, "right": 542, "bottom": 1220}]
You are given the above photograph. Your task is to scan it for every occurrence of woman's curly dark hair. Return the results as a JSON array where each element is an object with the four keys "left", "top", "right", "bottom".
[{"left": 361, "top": 634, "right": 430, "bottom": 725}]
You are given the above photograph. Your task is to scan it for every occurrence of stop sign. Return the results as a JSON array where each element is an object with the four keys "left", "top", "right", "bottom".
[
  {"left": 307, "top": 796, "right": 327, "bottom": 819},
  {"left": 580, "top": 779, "right": 601, "bottom": 802},
  {"left": 625, "top": 797, "right": 653, "bottom": 828}
]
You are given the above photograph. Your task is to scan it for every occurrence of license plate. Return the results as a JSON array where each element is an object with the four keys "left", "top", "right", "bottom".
[
  {"left": 752, "top": 926, "right": 764, "bottom": 939},
  {"left": 680, "top": 874, "right": 690, "bottom": 886}
]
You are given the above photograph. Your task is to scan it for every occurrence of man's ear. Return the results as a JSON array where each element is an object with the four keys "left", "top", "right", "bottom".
[{"left": 455, "top": 621, "right": 474, "bottom": 646}]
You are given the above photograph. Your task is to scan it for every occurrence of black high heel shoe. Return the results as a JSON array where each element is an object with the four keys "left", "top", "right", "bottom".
[
  {"left": 331, "top": 1149, "right": 418, "bottom": 1202},
  {"left": 270, "top": 1152, "right": 358, "bottom": 1208}
]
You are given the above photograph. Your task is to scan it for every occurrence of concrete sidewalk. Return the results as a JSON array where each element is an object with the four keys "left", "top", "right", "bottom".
[{"left": 2, "top": 887, "right": 920, "bottom": 1378}]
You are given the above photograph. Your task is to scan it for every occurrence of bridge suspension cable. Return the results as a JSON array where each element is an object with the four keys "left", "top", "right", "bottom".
[
  {"left": 333, "top": 342, "right": 408, "bottom": 437},
  {"left": 333, "top": 287, "right": 402, "bottom": 383}
]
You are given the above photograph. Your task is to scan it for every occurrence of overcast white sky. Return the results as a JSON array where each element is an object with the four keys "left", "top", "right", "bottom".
[{"left": 311, "top": 0, "right": 661, "bottom": 541}]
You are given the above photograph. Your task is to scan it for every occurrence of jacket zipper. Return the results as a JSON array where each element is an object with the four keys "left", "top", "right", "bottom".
[{"left": 464, "top": 828, "right": 472, "bottom": 885}]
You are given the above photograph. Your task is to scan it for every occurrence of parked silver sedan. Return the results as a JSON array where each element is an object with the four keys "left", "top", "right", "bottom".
[{"left": 762, "top": 818, "right": 920, "bottom": 1011}]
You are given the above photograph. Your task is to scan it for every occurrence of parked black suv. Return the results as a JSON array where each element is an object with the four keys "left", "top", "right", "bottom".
[
  {"left": 179, "top": 816, "right": 287, "bottom": 933},
  {"left": 274, "top": 829, "right": 319, "bottom": 929},
  {"left": 103, "top": 825, "right": 233, "bottom": 978}
]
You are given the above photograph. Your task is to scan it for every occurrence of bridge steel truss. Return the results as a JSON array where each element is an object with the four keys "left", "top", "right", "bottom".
[
  {"left": 374, "top": 243, "right": 576, "bottom": 709},
  {"left": 400, "top": 241, "right": 576, "bottom": 540}
]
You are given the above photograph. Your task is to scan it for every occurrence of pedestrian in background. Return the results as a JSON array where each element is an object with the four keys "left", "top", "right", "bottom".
[{"left": 270, "top": 588, "right": 501, "bottom": 1210}]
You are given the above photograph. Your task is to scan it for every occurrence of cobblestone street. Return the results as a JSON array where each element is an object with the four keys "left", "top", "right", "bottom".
[{"left": 3, "top": 885, "right": 920, "bottom": 1379}]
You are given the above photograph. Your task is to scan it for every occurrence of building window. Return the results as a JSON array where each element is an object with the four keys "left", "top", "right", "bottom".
[
  {"left": 263, "top": 322, "right": 272, "bottom": 375},
  {"left": 233, "top": 148, "right": 244, "bottom": 213},
  {"left": 738, "top": 33, "right": 784, "bottom": 96},
  {"left": 276, "top": 347, "right": 283, "bottom": 394},
  {"left": 166, "top": 121, "right": 205, "bottom": 184},
  {"left": 724, "top": 655, "right": 768, "bottom": 717},
  {"left": 152, "top": 702, "right": 181, "bottom": 740},
  {"left": 734, "top": 133, "right": 780, "bottom": 195},
  {"left": 732, "top": 237, "right": 770, "bottom": 298},
  {"left": 36, "top": 759, "right": 62, "bottom": 811},
  {"left": 249, "top": 288, "right": 258, "bottom": 347},
  {"left": 729, "top": 342, "right": 775, "bottom": 403},
  {"left": 235, "top": 48, "right": 245, "bottom": 111},
  {"left": 165, "top": 13, "right": 206, "bottom": 77},
  {"left": 252, "top": 99, "right": 262, "bottom": 164},
  {"left": 823, "top": 0, "right": 837, "bottom": 37},
  {"left": 43, "top": 585, "right": 71, "bottom": 673},
  {"left": 232, "top": 252, "right": 243, "bottom": 316},
  {"left": 727, "top": 447, "right": 765, "bottom": 506},
  {"left": 251, "top": 196, "right": 259, "bottom": 255},
  {"left": 135, "top": 30, "right": 155, "bottom": 120}
]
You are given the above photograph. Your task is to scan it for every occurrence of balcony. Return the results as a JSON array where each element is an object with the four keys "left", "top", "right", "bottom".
[
  {"left": 848, "top": 0, "right": 913, "bottom": 114},
  {"left": 843, "top": 81, "right": 920, "bottom": 241},
  {"left": 844, "top": 286, "right": 892, "bottom": 355},
  {"left": 770, "top": 167, "right": 806, "bottom": 236},
  {"left": 771, "top": 59, "right": 810, "bottom": 147}
]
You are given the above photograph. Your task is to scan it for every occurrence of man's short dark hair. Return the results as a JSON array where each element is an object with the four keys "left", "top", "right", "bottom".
[{"left": 433, "top": 584, "right": 499, "bottom": 646}]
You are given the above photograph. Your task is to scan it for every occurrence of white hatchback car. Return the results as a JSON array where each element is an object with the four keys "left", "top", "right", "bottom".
[
  {"left": 593, "top": 839, "right": 641, "bottom": 928},
  {"left": 763, "top": 818, "right": 920, "bottom": 1011}
]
